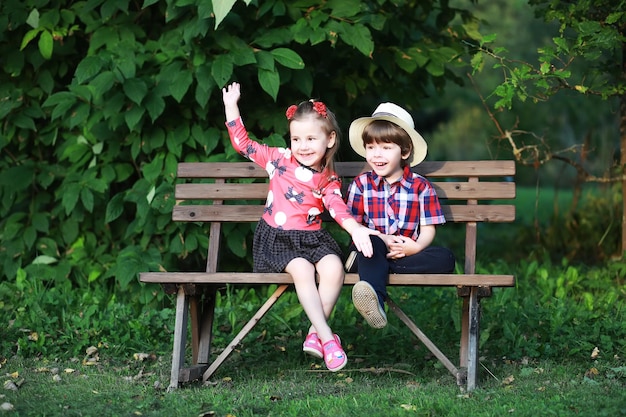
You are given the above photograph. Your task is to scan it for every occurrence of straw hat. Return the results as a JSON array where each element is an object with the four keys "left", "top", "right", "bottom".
[{"left": 349, "top": 102, "right": 427, "bottom": 166}]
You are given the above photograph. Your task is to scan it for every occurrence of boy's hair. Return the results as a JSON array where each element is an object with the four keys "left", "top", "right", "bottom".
[
  {"left": 286, "top": 100, "right": 341, "bottom": 174},
  {"left": 362, "top": 120, "right": 414, "bottom": 167}
]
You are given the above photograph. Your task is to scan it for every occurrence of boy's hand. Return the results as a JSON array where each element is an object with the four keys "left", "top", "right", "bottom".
[{"left": 387, "top": 235, "right": 415, "bottom": 259}]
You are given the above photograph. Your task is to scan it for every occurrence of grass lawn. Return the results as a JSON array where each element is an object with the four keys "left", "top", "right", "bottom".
[{"left": 2, "top": 354, "right": 625, "bottom": 417}]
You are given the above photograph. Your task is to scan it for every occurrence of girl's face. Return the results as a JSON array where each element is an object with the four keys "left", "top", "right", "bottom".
[
  {"left": 289, "top": 117, "right": 336, "bottom": 171},
  {"left": 364, "top": 141, "right": 410, "bottom": 183}
]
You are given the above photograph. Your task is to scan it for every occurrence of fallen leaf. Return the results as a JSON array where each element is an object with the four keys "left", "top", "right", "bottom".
[
  {"left": 502, "top": 375, "right": 515, "bottom": 385},
  {"left": 584, "top": 367, "right": 599, "bottom": 379},
  {"left": 3, "top": 381, "right": 17, "bottom": 391},
  {"left": 1, "top": 402, "right": 14, "bottom": 411},
  {"left": 86, "top": 346, "right": 98, "bottom": 356},
  {"left": 9, "top": 372, "right": 18, "bottom": 379},
  {"left": 591, "top": 347, "right": 599, "bottom": 360},
  {"left": 64, "top": 368, "right": 75, "bottom": 374},
  {"left": 400, "top": 404, "right": 417, "bottom": 411},
  {"left": 53, "top": 375, "right": 62, "bottom": 382}
]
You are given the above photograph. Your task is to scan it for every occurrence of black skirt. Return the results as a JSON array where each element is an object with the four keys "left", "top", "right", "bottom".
[{"left": 253, "top": 218, "right": 343, "bottom": 273}]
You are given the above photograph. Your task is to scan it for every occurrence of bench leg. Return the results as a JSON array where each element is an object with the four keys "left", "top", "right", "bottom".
[
  {"left": 196, "top": 288, "right": 216, "bottom": 365},
  {"left": 386, "top": 297, "right": 459, "bottom": 379},
  {"left": 202, "top": 284, "right": 290, "bottom": 381},
  {"left": 169, "top": 286, "right": 189, "bottom": 391},
  {"left": 466, "top": 287, "right": 481, "bottom": 391}
]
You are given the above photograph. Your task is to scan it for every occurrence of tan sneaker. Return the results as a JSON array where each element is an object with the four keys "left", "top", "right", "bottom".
[{"left": 352, "top": 281, "right": 387, "bottom": 328}]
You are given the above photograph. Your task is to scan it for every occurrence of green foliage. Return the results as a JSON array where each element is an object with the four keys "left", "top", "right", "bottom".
[
  {"left": 0, "top": 0, "right": 477, "bottom": 358},
  {"left": 480, "top": 257, "right": 626, "bottom": 361}
]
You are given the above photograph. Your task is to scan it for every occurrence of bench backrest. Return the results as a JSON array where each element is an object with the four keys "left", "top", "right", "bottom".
[{"left": 173, "top": 161, "right": 515, "bottom": 274}]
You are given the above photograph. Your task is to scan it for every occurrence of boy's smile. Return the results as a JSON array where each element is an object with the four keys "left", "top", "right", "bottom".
[{"left": 365, "top": 142, "right": 409, "bottom": 183}]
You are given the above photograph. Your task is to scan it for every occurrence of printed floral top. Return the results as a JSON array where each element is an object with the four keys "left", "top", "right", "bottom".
[{"left": 226, "top": 117, "right": 354, "bottom": 230}]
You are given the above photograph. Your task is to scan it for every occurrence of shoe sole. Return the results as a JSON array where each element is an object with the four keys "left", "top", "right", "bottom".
[
  {"left": 303, "top": 346, "right": 323, "bottom": 359},
  {"left": 352, "top": 281, "right": 387, "bottom": 329}
]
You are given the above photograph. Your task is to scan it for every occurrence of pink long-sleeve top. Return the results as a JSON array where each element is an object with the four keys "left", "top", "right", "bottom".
[{"left": 226, "top": 117, "right": 354, "bottom": 230}]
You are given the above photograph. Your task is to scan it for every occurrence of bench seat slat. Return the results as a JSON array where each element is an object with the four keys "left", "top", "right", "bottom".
[
  {"left": 177, "top": 160, "right": 515, "bottom": 179},
  {"left": 175, "top": 182, "right": 515, "bottom": 200},
  {"left": 172, "top": 204, "right": 516, "bottom": 223},
  {"left": 140, "top": 272, "right": 514, "bottom": 287}
]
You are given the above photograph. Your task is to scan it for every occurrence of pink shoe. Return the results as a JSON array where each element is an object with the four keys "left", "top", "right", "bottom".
[
  {"left": 323, "top": 335, "right": 347, "bottom": 372},
  {"left": 303, "top": 333, "right": 323, "bottom": 358}
]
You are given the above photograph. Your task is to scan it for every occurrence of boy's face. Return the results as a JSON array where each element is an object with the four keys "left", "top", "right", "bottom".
[{"left": 364, "top": 141, "right": 410, "bottom": 182}]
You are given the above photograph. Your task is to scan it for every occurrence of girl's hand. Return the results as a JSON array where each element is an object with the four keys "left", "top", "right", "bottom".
[
  {"left": 351, "top": 226, "right": 379, "bottom": 258},
  {"left": 222, "top": 82, "right": 241, "bottom": 107},
  {"left": 222, "top": 82, "right": 241, "bottom": 121}
]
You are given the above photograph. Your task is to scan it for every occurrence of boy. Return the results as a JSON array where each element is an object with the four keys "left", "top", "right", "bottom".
[{"left": 345, "top": 103, "right": 456, "bottom": 328}]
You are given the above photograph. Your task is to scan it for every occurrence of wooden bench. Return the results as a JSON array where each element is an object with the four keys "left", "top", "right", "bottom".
[{"left": 140, "top": 160, "right": 516, "bottom": 392}]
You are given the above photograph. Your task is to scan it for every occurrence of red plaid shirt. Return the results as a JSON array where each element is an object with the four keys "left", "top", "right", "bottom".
[{"left": 346, "top": 165, "right": 445, "bottom": 240}]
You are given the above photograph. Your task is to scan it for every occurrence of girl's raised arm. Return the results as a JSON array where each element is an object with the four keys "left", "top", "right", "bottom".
[{"left": 222, "top": 82, "right": 241, "bottom": 122}]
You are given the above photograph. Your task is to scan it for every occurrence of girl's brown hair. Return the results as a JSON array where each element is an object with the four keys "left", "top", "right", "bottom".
[{"left": 286, "top": 100, "right": 341, "bottom": 174}]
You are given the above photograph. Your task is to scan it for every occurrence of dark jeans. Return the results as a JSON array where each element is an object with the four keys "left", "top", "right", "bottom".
[{"left": 349, "top": 235, "right": 456, "bottom": 304}]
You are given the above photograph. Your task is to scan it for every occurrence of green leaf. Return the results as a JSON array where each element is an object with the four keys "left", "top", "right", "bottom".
[
  {"left": 258, "top": 68, "right": 280, "bottom": 101},
  {"left": 327, "top": 0, "right": 361, "bottom": 18},
  {"left": 211, "top": 54, "right": 234, "bottom": 87},
  {"left": 255, "top": 50, "right": 275, "bottom": 71},
  {"left": 142, "top": 154, "right": 164, "bottom": 182},
  {"left": 270, "top": 48, "right": 304, "bottom": 69},
  {"left": 62, "top": 186, "right": 80, "bottom": 215},
  {"left": 123, "top": 78, "right": 148, "bottom": 105},
  {"left": 26, "top": 9, "right": 40, "bottom": 28},
  {"left": 32, "top": 213, "right": 49, "bottom": 233},
  {"left": 23, "top": 226, "right": 37, "bottom": 249},
  {"left": 68, "top": 102, "right": 90, "bottom": 129},
  {"left": 105, "top": 192, "right": 125, "bottom": 223},
  {"left": 20, "top": 29, "right": 41, "bottom": 51},
  {"left": 75, "top": 56, "right": 104, "bottom": 84},
  {"left": 80, "top": 188, "right": 94, "bottom": 212},
  {"left": 144, "top": 91, "right": 165, "bottom": 121},
  {"left": 338, "top": 22, "right": 373, "bottom": 57},
  {"left": 32, "top": 255, "right": 58, "bottom": 265},
  {"left": 142, "top": 0, "right": 159, "bottom": 7},
  {"left": 125, "top": 105, "right": 145, "bottom": 131},
  {"left": 170, "top": 70, "right": 193, "bottom": 102},
  {"left": 12, "top": 114, "right": 36, "bottom": 131},
  {"left": 42, "top": 91, "right": 76, "bottom": 107},
  {"left": 212, "top": 0, "right": 237, "bottom": 29},
  {"left": 38, "top": 30, "right": 54, "bottom": 60}
]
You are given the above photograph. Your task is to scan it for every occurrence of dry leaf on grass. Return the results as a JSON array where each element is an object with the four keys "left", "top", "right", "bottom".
[
  {"left": 2, "top": 381, "right": 17, "bottom": 392},
  {"left": 1, "top": 402, "right": 14, "bottom": 411},
  {"left": 502, "top": 375, "right": 515, "bottom": 385}
]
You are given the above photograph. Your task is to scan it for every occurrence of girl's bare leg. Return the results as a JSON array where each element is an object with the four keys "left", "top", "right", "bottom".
[{"left": 285, "top": 257, "right": 334, "bottom": 343}]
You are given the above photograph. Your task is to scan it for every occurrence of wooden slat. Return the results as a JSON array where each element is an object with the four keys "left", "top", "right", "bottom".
[
  {"left": 175, "top": 181, "right": 515, "bottom": 201},
  {"left": 176, "top": 183, "right": 269, "bottom": 200},
  {"left": 140, "top": 272, "right": 515, "bottom": 287},
  {"left": 177, "top": 160, "right": 516, "bottom": 179},
  {"left": 171, "top": 204, "right": 516, "bottom": 223}
]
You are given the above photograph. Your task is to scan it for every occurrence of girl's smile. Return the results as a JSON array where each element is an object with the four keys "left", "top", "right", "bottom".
[{"left": 289, "top": 117, "right": 336, "bottom": 171}]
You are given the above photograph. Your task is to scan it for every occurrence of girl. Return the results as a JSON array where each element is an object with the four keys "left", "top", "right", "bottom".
[{"left": 222, "top": 82, "right": 378, "bottom": 372}]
